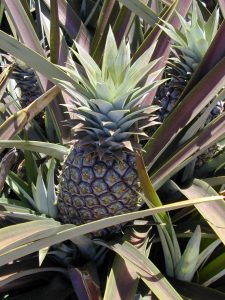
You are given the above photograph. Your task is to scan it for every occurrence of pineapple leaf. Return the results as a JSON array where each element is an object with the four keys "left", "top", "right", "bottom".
[
  {"left": 32, "top": 167, "right": 48, "bottom": 215},
  {"left": 0, "top": 196, "right": 222, "bottom": 268},
  {"left": 0, "top": 140, "right": 68, "bottom": 161},
  {"left": 205, "top": 6, "right": 220, "bottom": 43},
  {"left": 157, "top": 225, "right": 175, "bottom": 277},
  {"left": 97, "top": 240, "right": 183, "bottom": 300},
  {"left": 102, "top": 27, "right": 118, "bottom": 81},
  {"left": 196, "top": 239, "right": 221, "bottom": 270},
  {"left": 175, "top": 226, "right": 201, "bottom": 282},
  {"left": 46, "top": 159, "right": 58, "bottom": 219},
  {"left": 117, "top": 0, "right": 158, "bottom": 26}
]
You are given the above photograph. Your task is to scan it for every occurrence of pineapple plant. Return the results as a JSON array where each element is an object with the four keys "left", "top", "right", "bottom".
[
  {"left": 57, "top": 28, "right": 161, "bottom": 236},
  {"left": 154, "top": 1, "right": 224, "bottom": 170},
  {"left": 156, "top": 1, "right": 223, "bottom": 122}
]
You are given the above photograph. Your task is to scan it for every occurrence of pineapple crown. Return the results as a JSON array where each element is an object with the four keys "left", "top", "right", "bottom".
[
  {"left": 59, "top": 28, "right": 162, "bottom": 158},
  {"left": 160, "top": 0, "right": 220, "bottom": 73}
]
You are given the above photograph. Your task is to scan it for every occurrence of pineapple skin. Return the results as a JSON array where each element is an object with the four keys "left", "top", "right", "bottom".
[{"left": 57, "top": 146, "right": 139, "bottom": 236}]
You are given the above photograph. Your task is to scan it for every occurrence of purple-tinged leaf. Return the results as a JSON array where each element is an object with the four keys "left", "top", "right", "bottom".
[
  {"left": 176, "top": 179, "right": 225, "bottom": 247},
  {"left": 0, "top": 267, "right": 68, "bottom": 288},
  {"left": 2, "top": 0, "right": 47, "bottom": 90},
  {"left": 112, "top": 0, "right": 150, "bottom": 48},
  {"left": 50, "top": 0, "right": 59, "bottom": 64},
  {"left": 69, "top": 264, "right": 102, "bottom": 300},
  {"left": 20, "top": 0, "right": 38, "bottom": 33},
  {"left": 151, "top": 112, "right": 225, "bottom": 190},
  {"left": 218, "top": 0, "right": 225, "bottom": 18},
  {"left": 181, "top": 20, "right": 225, "bottom": 99},
  {"left": 2, "top": 0, "right": 71, "bottom": 140},
  {"left": 43, "top": 0, "right": 90, "bottom": 51},
  {"left": 91, "top": 0, "right": 119, "bottom": 62},
  {"left": 0, "top": 86, "right": 60, "bottom": 140},
  {"left": 112, "top": 5, "right": 135, "bottom": 47},
  {"left": 97, "top": 240, "right": 183, "bottom": 300},
  {"left": 0, "top": 149, "right": 17, "bottom": 193},
  {"left": 0, "top": 197, "right": 223, "bottom": 267},
  {"left": 169, "top": 278, "right": 225, "bottom": 300},
  {"left": 133, "top": 0, "right": 192, "bottom": 105},
  {"left": 136, "top": 153, "right": 169, "bottom": 224},
  {"left": 104, "top": 223, "right": 150, "bottom": 300},
  {"left": 118, "top": 0, "right": 158, "bottom": 26},
  {"left": 144, "top": 57, "right": 225, "bottom": 170}
]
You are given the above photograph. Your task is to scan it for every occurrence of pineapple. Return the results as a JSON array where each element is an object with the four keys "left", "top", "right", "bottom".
[
  {"left": 12, "top": 62, "right": 42, "bottom": 108},
  {"left": 3, "top": 55, "right": 44, "bottom": 127},
  {"left": 4, "top": 56, "right": 42, "bottom": 108},
  {"left": 57, "top": 28, "right": 161, "bottom": 236},
  {"left": 156, "top": 1, "right": 223, "bottom": 122}
]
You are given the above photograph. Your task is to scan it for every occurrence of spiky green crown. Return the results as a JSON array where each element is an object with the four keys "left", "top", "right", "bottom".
[
  {"left": 60, "top": 28, "right": 162, "bottom": 158},
  {"left": 161, "top": 1, "right": 219, "bottom": 74}
]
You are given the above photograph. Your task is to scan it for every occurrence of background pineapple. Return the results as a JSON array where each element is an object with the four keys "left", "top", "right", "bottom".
[
  {"left": 57, "top": 29, "right": 161, "bottom": 236},
  {"left": 156, "top": 2, "right": 223, "bottom": 122},
  {"left": 154, "top": 2, "right": 224, "bottom": 170}
]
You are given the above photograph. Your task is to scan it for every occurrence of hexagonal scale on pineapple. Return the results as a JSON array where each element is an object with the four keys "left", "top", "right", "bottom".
[
  {"left": 79, "top": 182, "right": 93, "bottom": 195},
  {"left": 72, "top": 151, "right": 83, "bottom": 168},
  {"left": 120, "top": 189, "right": 137, "bottom": 205},
  {"left": 113, "top": 160, "right": 129, "bottom": 176},
  {"left": 93, "top": 162, "right": 107, "bottom": 178},
  {"left": 57, "top": 202, "right": 67, "bottom": 214},
  {"left": 92, "top": 179, "right": 108, "bottom": 195},
  {"left": 68, "top": 180, "right": 79, "bottom": 194},
  {"left": 81, "top": 167, "right": 95, "bottom": 183},
  {"left": 70, "top": 167, "right": 81, "bottom": 183},
  {"left": 61, "top": 191, "right": 72, "bottom": 205},
  {"left": 68, "top": 206, "right": 79, "bottom": 218},
  {"left": 107, "top": 202, "right": 124, "bottom": 214},
  {"left": 71, "top": 196, "right": 85, "bottom": 208},
  {"left": 104, "top": 169, "right": 120, "bottom": 187},
  {"left": 78, "top": 208, "right": 93, "bottom": 220},
  {"left": 93, "top": 206, "right": 108, "bottom": 219},
  {"left": 84, "top": 196, "right": 99, "bottom": 208},
  {"left": 99, "top": 193, "right": 116, "bottom": 206},
  {"left": 111, "top": 182, "right": 128, "bottom": 198},
  {"left": 123, "top": 168, "right": 137, "bottom": 185}
]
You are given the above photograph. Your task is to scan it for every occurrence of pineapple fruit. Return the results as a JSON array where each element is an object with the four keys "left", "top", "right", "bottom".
[
  {"left": 57, "top": 29, "right": 161, "bottom": 236},
  {"left": 157, "top": 1, "right": 223, "bottom": 122}
]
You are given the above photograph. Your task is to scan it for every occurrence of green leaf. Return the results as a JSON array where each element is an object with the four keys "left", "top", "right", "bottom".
[
  {"left": 199, "top": 252, "right": 225, "bottom": 286},
  {"left": 32, "top": 167, "right": 48, "bottom": 215},
  {"left": 157, "top": 225, "right": 174, "bottom": 277},
  {"left": 98, "top": 240, "right": 183, "bottom": 300},
  {"left": 46, "top": 159, "right": 58, "bottom": 218},
  {"left": 177, "top": 179, "right": 225, "bottom": 247},
  {"left": 6, "top": 172, "right": 35, "bottom": 209},
  {"left": 205, "top": 6, "right": 220, "bottom": 43},
  {"left": 0, "top": 29, "right": 88, "bottom": 96},
  {"left": 118, "top": 0, "right": 158, "bottom": 26},
  {"left": 0, "top": 140, "right": 68, "bottom": 161},
  {"left": 24, "top": 150, "right": 38, "bottom": 186},
  {"left": 175, "top": 225, "right": 201, "bottom": 282},
  {"left": 0, "top": 219, "right": 60, "bottom": 255},
  {"left": 0, "top": 197, "right": 222, "bottom": 267}
]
